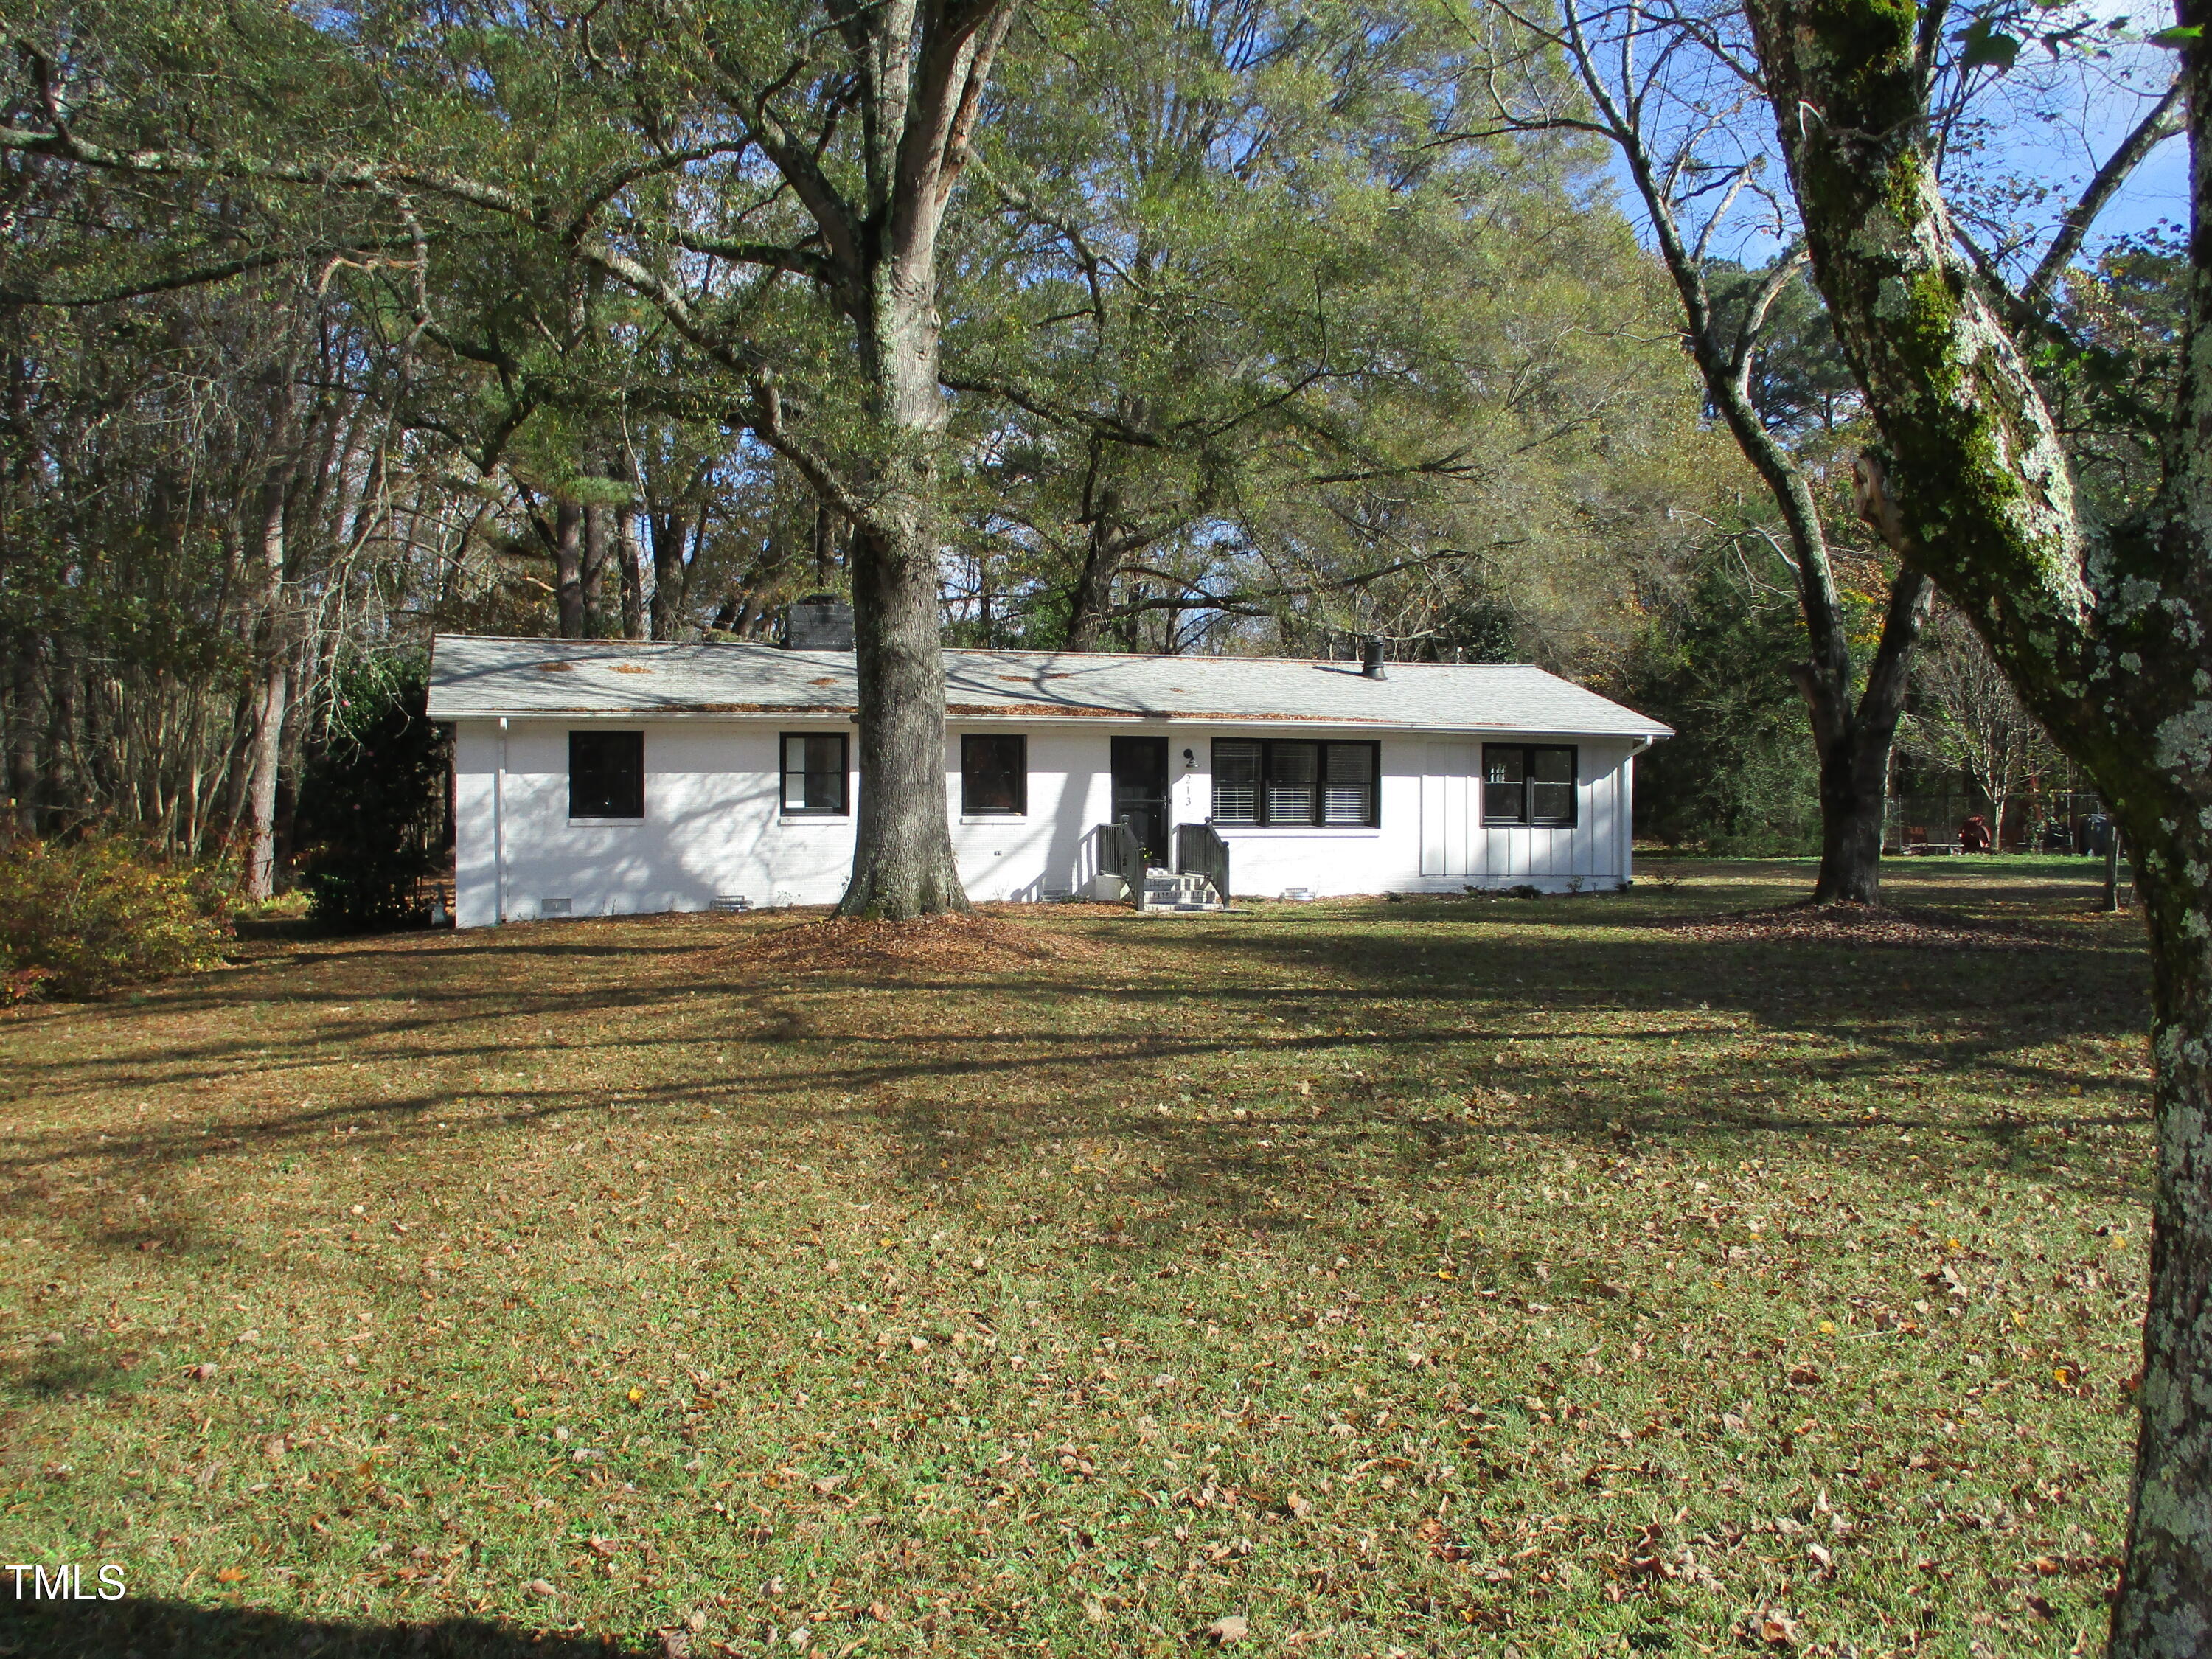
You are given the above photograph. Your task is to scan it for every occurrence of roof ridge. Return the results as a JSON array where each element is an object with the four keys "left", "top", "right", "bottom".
[
  {"left": 947, "top": 647, "right": 1534, "bottom": 669},
  {"left": 425, "top": 633, "right": 1671, "bottom": 736},
  {"left": 434, "top": 633, "right": 1535, "bottom": 671}
]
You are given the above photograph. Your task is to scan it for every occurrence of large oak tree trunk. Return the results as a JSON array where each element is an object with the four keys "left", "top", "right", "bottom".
[
  {"left": 1810, "top": 730, "right": 1888, "bottom": 904},
  {"left": 484, "top": 0, "right": 1018, "bottom": 914},
  {"left": 834, "top": 187, "right": 970, "bottom": 917},
  {"left": 1065, "top": 520, "right": 1130, "bottom": 652},
  {"left": 806, "top": 0, "right": 1015, "bottom": 918},
  {"left": 1740, "top": 1, "right": 2212, "bottom": 1649},
  {"left": 1065, "top": 468, "right": 1126, "bottom": 650},
  {"left": 2115, "top": 839, "right": 2212, "bottom": 1650},
  {"left": 1801, "top": 568, "right": 1929, "bottom": 903},
  {"left": 841, "top": 509, "right": 967, "bottom": 917},
  {"left": 1793, "top": 677, "right": 1892, "bottom": 907}
]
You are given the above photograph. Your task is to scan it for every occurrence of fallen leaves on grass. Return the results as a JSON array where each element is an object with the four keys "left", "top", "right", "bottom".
[
  {"left": 0, "top": 860, "right": 2152, "bottom": 1656},
  {"left": 1658, "top": 904, "right": 2056, "bottom": 950},
  {"left": 710, "top": 911, "right": 1105, "bottom": 975},
  {"left": 1750, "top": 1609, "right": 1799, "bottom": 1646}
]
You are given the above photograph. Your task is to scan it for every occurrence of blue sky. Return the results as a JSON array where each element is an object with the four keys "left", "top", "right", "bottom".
[
  {"left": 1977, "top": 16, "right": 2191, "bottom": 255},
  {"left": 1596, "top": 18, "right": 2189, "bottom": 273}
]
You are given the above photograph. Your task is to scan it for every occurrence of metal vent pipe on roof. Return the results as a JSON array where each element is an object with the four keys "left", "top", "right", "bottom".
[{"left": 1360, "top": 636, "right": 1387, "bottom": 681}]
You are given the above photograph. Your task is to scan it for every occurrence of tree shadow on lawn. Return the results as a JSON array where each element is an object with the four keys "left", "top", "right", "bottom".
[
  {"left": 6, "top": 991, "right": 2120, "bottom": 1169},
  {"left": 0, "top": 1330, "right": 147, "bottom": 1404},
  {"left": 279, "top": 940, "right": 706, "bottom": 966},
  {"left": 0, "top": 970, "right": 698, "bottom": 1093},
  {"left": 13, "top": 934, "right": 2148, "bottom": 1119},
  {"left": 0, "top": 897, "right": 2156, "bottom": 1248},
  {"left": 1199, "top": 903, "right": 2148, "bottom": 1094},
  {"left": 0, "top": 1597, "right": 647, "bottom": 1658}
]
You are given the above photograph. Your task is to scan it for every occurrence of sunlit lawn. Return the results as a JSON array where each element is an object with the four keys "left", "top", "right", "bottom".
[{"left": 0, "top": 857, "right": 2154, "bottom": 1657}]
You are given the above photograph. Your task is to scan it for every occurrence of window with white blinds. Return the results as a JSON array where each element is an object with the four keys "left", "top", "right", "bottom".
[
  {"left": 1266, "top": 742, "right": 1317, "bottom": 822},
  {"left": 1322, "top": 742, "right": 1375, "bottom": 823},
  {"left": 1213, "top": 741, "right": 1261, "bottom": 823},
  {"left": 1210, "top": 740, "right": 1379, "bottom": 827}
]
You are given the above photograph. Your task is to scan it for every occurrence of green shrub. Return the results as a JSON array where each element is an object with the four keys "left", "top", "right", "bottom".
[
  {"left": 0, "top": 835, "right": 232, "bottom": 1003},
  {"left": 294, "top": 657, "right": 450, "bottom": 930}
]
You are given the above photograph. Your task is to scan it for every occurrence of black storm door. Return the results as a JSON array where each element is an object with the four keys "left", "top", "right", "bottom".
[{"left": 1110, "top": 737, "right": 1169, "bottom": 866}]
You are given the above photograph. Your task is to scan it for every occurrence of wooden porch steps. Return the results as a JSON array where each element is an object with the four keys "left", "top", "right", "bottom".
[{"left": 1138, "top": 869, "right": 1225, "bottom": 913}]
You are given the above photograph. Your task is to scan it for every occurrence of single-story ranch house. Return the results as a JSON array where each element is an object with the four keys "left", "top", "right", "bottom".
[{"left": 426, "top": 626, "right": 1672, "bottom": 927}]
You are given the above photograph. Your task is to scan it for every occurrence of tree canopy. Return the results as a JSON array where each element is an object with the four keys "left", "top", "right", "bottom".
[{"left": 0, "top": 0, "right": 2169, "bottom": 900}]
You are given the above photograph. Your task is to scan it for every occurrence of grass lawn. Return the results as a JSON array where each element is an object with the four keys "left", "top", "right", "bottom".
[{"left": 0, "top": 858, "right": 2156, "bottom": 1658}]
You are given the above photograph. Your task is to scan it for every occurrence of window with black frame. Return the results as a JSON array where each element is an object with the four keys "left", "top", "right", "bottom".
[
  {"left": 780, "top": 733, "right": 849, "bottom": 815},
  {"left": 1481, "top": 744, "right": 1577, "bottom": 825},
  {"left": 961, "top": 734, "right": 1027, "bottom": 815},
  {"left": 1321, "top": 743, "right": 1376, "bottom": 824},
  {"left": 569, "top": 730, "right": 645, "bottom": 819},
  {"left": 1210, "top": 739, "right": 1379, "bottom": 827},
  {"left": 1213, "top": 742, "right": 1261, "bottom": 823}
]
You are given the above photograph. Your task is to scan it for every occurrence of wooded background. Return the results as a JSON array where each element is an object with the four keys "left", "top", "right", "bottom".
[{"left": 0, "top": 0, "right": 2174, "bottom": 891}]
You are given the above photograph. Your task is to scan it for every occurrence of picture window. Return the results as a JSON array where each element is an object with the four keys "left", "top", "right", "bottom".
[{"left": 1210, "top": 740, "right": 1379, "bottom": 827}]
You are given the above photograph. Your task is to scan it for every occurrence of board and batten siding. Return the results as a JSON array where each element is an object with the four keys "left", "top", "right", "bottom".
[{"left": 1417, "top": 740, "right": 1635, "bottom": 886}]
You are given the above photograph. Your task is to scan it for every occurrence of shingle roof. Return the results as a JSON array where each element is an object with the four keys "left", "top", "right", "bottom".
[{"left": 425, "top": 635, "right": 1672, "bottom": 739}]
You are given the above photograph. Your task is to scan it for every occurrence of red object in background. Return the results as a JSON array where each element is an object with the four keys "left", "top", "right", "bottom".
[{"left": 1959, "top": 814, "right": 1992, "bottom": 852}]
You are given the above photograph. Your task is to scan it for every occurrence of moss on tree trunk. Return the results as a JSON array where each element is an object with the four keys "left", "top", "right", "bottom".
[
  {"left": 1741, "top": 0, "right": 2212, "bottom": 1646},
  {"left": 2118, "top": 851, "right": 2212, "bottom": 1653}
]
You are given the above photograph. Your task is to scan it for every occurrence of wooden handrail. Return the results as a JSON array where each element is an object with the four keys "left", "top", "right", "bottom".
[
  {"left": 1095, "top": 820, "right": 1144, "bottom": 907},
  {"left": 1175, "top": 822, "right": 1231, "bottom": 911}
]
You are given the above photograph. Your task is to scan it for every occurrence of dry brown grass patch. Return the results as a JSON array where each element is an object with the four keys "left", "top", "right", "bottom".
[
  {"left": 709, "top": 905, "right": 1110, "bottom": 975},
  {"left": 1657, "top": 902, "right": 2061, "bottom": 950}
]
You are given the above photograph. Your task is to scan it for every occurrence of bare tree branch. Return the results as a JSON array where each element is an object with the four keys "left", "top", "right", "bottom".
[{"left": 2022, "top": 79, "right": 2183, "bottom": 316}]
